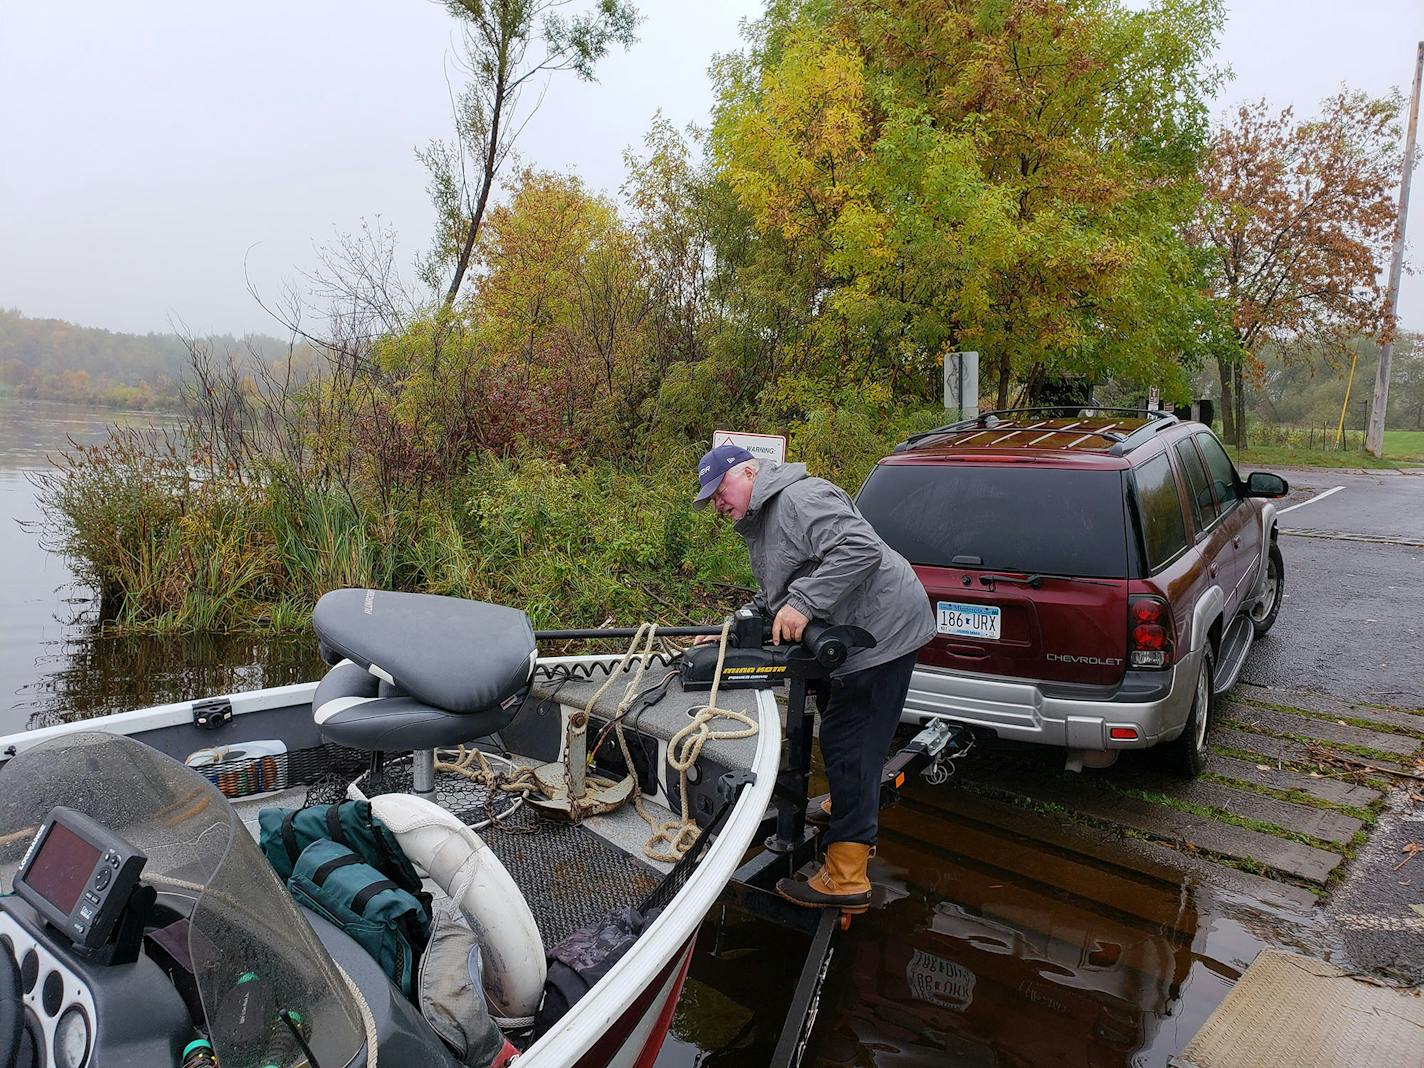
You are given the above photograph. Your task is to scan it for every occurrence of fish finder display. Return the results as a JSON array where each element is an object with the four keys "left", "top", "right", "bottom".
[
  {"left": 24, "top": 821, "right": 100, "bottom": 914},
  {"left": 15, "top": 807, "right": 147, "bottom": 950}
]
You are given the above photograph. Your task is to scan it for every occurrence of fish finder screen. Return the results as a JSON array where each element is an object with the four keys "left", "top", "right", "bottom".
[{"left": 25, "top": 821, "right": 99, "bottom": 914}]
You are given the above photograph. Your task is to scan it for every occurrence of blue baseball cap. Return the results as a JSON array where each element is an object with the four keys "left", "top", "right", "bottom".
[{"left": 693, "top": 444, "right": 756, "bottom": 507}]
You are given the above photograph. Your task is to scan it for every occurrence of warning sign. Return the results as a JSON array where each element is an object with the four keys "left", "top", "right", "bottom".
[{"left": 712, "top": 430, "right": 786, "bottom": 465}]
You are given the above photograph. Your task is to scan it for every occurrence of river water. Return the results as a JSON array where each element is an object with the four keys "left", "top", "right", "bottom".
[
  {"left": 0, "top": 398, "right": 323, "bottom": 733},
  {"left": 2, "top": 398, "right": 1321, "bottom": 1066}
]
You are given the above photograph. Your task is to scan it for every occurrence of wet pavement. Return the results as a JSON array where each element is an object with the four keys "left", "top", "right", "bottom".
[{"left": 1241, "top": 468, "right": 1424, "bottom": 706}]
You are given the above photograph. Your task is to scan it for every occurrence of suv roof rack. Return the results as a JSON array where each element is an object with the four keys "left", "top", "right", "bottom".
[{"left": 893, "top": 406, "right": 1177, "bottom": 455}]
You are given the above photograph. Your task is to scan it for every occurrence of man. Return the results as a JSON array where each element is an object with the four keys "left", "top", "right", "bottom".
[{"left": 693, "top": 444, "right": 935, "bottom": 910}]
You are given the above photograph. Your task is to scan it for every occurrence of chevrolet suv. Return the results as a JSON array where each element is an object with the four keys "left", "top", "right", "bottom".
[{"left": 856, "top": 407, "right": 1289, "bottom": 777}]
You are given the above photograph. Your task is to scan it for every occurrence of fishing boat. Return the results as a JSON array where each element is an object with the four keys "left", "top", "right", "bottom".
[{"left": 0, "top": 589, "right": 798, "bottom": 1068}]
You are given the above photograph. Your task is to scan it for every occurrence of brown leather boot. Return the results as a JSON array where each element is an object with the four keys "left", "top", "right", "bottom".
[
  {"left": 805, "top": 796, "right": 832, "bottom": 828},
  {"left": 776, "top": 842, "right": 871, "bottom": 911}
]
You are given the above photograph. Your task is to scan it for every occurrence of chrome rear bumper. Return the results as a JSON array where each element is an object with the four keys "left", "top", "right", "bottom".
[{"left": 900, "top": 648, "right": 1202, "bottom": 750}]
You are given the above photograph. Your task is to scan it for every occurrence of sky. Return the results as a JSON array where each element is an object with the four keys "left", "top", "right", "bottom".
[{"left": 1, "top": 1, "right": 1422, "bottom": 339}]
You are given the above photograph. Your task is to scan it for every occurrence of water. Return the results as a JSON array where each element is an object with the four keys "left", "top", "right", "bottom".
[
  {"left": 0, "top": 398, "right": 322, "bottom": 732},
  {"left": 1, "top": 398, "right": 1324, "bottom": 1066}
]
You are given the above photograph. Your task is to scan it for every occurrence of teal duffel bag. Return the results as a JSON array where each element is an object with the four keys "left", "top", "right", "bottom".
[
  {"left": 258, "top": 800, "right": 422, "bottom": 893},
  {"left": 286, "top": 838, "right": 432, "bottom": 998}
]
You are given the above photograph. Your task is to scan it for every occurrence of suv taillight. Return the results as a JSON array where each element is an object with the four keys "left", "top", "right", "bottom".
[{"left": 1129, "top": 596, "right": 1175, "bottom": 669}]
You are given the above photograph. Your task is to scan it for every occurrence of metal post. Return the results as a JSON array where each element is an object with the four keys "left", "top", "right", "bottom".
[
  {"left": 413, "top": 748, "right": 436, "bottom": 797},
  {"left": 1367, "top": 41, "right": 1423, "bottom": 457},
  {"left": 769, "top": 676, "right": 815, "bottom": 853},
  {"left": 566, "top": 710, "right": 588, "bottom": 800}
]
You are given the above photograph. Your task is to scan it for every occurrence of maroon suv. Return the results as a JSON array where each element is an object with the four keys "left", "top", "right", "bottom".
[{"left": 856, "top": 408, "right": 1289, "bottom": 777}]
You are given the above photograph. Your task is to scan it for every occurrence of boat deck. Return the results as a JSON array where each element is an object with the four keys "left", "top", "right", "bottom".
[{"left": 230, "top": 659, "right": 767, "bottom": 948}]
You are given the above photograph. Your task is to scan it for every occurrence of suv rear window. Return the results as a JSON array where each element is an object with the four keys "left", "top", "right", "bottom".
[{"left": 857, "top": 464, "right": 1128, "bottom": 578}]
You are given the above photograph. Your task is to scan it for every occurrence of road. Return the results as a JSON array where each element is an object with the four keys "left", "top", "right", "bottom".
[{"left": 1239, "top": 468, "right": 1424, "bottom": 707}]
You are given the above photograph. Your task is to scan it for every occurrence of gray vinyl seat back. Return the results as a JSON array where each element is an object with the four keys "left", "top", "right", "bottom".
[
  {"left": 311, "top": 590, "right": 537, "bottom": 752},
  {"left": 314, "top": 589, "right": 536, "bottom": 716}
]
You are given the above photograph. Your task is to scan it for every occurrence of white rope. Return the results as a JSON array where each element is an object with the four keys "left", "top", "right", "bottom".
[
  {"left": 437, "top": 619, "right": 759, "bottom": 863},
  {"left": 623, "top": 619, "right": 757, "bottom": 864},
  {"left": 334, "top": 959, "right": 379, "bottom": 1068}
]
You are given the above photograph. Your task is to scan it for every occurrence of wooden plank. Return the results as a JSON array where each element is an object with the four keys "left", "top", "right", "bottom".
[
  {"left": 1217, "top": 703, "right": 1420, "bottom": 758},
  {"left": 1211, "top": 728, "right": 1420, "bottom": 781},
  {"left": 975, "top": 772, "right": 1343, "bottom": 884},
  {"left": 904, "top": 787, "right": 1319, "bottom": 911},
  {"left": 1115, "top": 773, "right": 1364, "bottom": 845},
  {"left": 1236, "top": 683, "right": 1424, "bottom": 727},
  {"left": 1206, "top": 753, "right": 1382, "bottom": 809},
  {"left": 1238, "top": 697, "right": 1424, "bottom": 736}
]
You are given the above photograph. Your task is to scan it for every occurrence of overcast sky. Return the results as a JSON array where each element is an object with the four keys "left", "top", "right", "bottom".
[{"left": 1, "top": 1, "right": 1421, "bottom": 338}]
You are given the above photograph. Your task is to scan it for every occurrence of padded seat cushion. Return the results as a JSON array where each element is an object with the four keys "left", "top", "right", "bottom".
[
  {"left": 313, "top": 589, "right": 536, "bottom": 716},
  {"left": 314, "top": 659, "right": 524, "bottom": 750}
]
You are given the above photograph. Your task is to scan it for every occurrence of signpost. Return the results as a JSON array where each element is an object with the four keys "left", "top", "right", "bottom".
[
  {"left": 944, "top": 352, "right": 979, "bottom": 420},
  {"left": 713, "top": 430, "right": 787, "bottom": 465}
]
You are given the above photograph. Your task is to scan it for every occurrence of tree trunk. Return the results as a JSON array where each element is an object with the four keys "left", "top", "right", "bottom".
[
  {"left": 442, "top": 65, "right": 508, "bottom": 312},
  {"left": 1216, "top": 355, "right": 1236, "bottom": 443},
  {"left": 1234, "top": 363, "right": 1246, "bottom": 448},
  {"left": 996, "top": 359, "right": 1010, "bottom": 409}
]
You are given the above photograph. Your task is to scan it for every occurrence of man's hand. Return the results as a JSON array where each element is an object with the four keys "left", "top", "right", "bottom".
[{"left": 771, "top": 603, "right": 809, "bottom": 646}]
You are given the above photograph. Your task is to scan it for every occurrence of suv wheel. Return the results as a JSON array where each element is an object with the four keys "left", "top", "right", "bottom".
[
  {"left": 1165, "top": 647, "right": 1215, "bottom": 779},
  {"left": 1250, "top": 542, "right": 1284, "bottom": 637}
]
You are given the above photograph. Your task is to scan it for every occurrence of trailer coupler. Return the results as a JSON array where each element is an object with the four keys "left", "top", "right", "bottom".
[{"left": 880, "top": 718, "right": 972, "bottom": 797}]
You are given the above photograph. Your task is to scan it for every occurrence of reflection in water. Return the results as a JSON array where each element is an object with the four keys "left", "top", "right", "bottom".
[
  {"left": 672, "top": 775, "right": 1327, "bottom": 1068},
  {"left": 21, "top": 624, "right": 325, "bottom": 731}
]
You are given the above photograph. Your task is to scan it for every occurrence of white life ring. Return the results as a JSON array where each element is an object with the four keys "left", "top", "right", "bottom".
[{"left": 369, "top": 794, "right": 546, "bottom": 1018}]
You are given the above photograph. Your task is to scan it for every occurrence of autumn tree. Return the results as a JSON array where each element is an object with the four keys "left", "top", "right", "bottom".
[
  {"left": 622, "top": 115, "right": 716, "bottom": 376},
  {"left": 462, "top": 168, "right": 660, "bottom": 447},
  {"left": 420, "top": 0, "right": 641, "bottom": 312},
  {"left": 710, "top": 0, "right": 1224, "bottom": 414},
  {"left": 1188, "top": 93, "right": 1402, "bottom": 446}
]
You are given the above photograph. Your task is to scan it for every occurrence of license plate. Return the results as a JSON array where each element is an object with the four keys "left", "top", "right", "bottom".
[
  {"left": 905, "top": 949, "right": 976, "bottom": 1011},
  {"left": 937, "top": 601, "right": 1001, "bottom": 640}
]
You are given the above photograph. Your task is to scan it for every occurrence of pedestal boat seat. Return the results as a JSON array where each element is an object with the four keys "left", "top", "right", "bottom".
[{"left": 311, "top": 589, "right": 537, "bottom": 758}]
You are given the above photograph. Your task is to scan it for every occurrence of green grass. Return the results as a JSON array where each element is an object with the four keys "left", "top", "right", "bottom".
[
  {"left": 1235, "top": 696, "right": 1424, "bottom": 740},
  {"left": 1212, "top": 742, "right": 1394, "bottom": 793},
  {"left": 1384, "top": 429, "right": 1424, "bottom": 462},
  {"left": 1109, "top": 784, "right": 1344, "bottom": 853},
  {"left": 1227, "top": 443, "right": 1399, "bottom": 470}
]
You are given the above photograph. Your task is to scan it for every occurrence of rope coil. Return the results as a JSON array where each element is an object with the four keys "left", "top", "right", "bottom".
[{"left": 436, "top": 621, "right": 759, "bottom": 863}]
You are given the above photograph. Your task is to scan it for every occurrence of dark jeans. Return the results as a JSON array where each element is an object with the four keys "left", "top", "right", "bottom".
[{"left": 813, "top": 650, "right": 919, "bottom": 847}]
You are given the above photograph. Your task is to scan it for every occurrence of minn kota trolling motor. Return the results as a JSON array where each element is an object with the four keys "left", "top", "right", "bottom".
[{"left": 679, "top": 607, "right": 884, "bottom": 857}]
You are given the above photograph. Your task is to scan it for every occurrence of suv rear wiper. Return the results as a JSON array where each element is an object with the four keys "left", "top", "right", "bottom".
[{"left": 978, "top": 573, "right": 1042, "bottom": 589}]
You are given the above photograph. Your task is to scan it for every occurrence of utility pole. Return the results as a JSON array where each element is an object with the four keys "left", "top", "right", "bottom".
[{"left": 1367, "top": 41, "right": 1423, "bottom": 457}]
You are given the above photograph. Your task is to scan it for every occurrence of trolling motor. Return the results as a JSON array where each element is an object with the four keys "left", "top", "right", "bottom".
[
  {"left": 677, "top": 607, "right": 875, "bottom": 691},
  {"left": 671, "top": 606, "right": 879, "bottom": 857}
]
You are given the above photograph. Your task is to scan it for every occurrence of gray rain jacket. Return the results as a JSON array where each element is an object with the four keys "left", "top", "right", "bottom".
[{"left": 735, "top": 462, "right": 935, "bottom": 676}]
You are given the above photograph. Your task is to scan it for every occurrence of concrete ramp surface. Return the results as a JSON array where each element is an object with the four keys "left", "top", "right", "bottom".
[{"left": 1171, "top": 948, "right": 1424, "bottom": 1067}]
